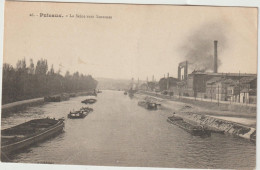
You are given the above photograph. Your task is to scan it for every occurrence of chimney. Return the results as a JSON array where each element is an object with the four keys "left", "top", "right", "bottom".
[
  {"left": 214, "top": 40, "right": 218, "bottom": 73},
  {"left": 178, "top": 66, "right": 181, "bottom": 80},
  {"left": 184, "top": 61, "right": 188, "bottom": 80}
]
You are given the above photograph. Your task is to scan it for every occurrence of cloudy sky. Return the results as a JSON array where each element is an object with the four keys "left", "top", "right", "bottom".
[{"left": 3, "top": 2, "right": 258, "bottom": 80}]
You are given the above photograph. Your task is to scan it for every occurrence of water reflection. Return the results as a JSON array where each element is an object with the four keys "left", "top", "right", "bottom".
[{"left": 1, "top": 90, "right": 256, "bottom": 169}]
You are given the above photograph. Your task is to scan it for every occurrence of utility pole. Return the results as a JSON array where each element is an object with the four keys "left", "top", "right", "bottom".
[
  {"left": 238, "top": 71, "right": 240, "bottom": 103},
  {"left": 167, "top": 73, "right": 169, "bottom": 90},
  {"left": 218, "top": 85, "right": 219, "bottom": 106}
]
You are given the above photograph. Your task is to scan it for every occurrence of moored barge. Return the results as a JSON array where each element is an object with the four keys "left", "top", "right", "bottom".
[
  {"left": 81, "top": 98, "right": 97, "bottom": 104},
  {"left": 1, "top": 118, "right": 65, "bottom": 156},
  {"left": 167, "top": 115, "right": 211, "bottom": 136},
  {"left": 138, "top": 101, "right": 159, "bottom": 110}
]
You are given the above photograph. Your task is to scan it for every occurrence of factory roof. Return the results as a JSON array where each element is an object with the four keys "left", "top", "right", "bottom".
[
  {"left": 206, "top": 77, "right": 238, "bottom": 86},
  {"left": 206, "top": 77, "right": 222, "bottom": 85},
  {"left": 189, "top": 71, "right": 256, "bottom": 77},
  {"left": 239, "top": 76, "right": 257, "bottom": 84}
]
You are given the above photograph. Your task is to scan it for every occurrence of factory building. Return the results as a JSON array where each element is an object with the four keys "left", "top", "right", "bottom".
[{"left": 173, "top": 40, "right": 257, "bottom": 104}]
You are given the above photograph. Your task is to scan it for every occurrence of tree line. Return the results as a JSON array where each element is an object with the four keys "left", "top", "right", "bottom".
[{"left": 2, "top": 58, "right": 98, "bottom": 104}]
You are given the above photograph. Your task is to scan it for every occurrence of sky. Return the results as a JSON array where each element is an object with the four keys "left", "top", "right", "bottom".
[{"left": 3, "top": 1, "right": 258, "bottom": 81}]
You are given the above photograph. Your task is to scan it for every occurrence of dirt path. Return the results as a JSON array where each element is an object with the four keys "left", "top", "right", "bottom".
[{"left": 136, "top": 93, "right": 256, "bottom": 128}]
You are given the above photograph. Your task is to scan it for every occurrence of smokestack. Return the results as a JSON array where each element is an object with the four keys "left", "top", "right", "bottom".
[
  {"left": 214, "top": 40, "right": 218, "bottom": 73},
  {"left": 184, "top": 61, "right": 188, "bottom": 80},
  {"left": 178, "top": 66, "right": 181, "bottom": 80}
]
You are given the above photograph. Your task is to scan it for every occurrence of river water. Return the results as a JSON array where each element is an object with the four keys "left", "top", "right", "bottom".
[{"left": 1, "top": 90, "right": 256, "bottom": 169}]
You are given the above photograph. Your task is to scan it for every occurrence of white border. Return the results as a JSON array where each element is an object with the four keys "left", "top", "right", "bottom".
[{"left": 0, "top": 0, "right": 259, "bottom": 170}]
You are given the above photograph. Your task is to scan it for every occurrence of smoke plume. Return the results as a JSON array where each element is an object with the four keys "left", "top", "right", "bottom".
[{"left": 181, "top": 22, "right": 227, "bottom": 72}]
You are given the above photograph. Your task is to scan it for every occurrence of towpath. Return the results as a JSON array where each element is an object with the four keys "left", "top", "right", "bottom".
[
  {"left": 2, "top": 97, "right": 44, "bottom": 110},
  {"left": 136, "top": 92, "right": 256, "bottom": 128}
]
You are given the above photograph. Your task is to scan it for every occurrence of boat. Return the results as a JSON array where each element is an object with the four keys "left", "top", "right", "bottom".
[
  {"left": 44, "top": 93, "right": 70, "bottom": 102},
  {"left": 128, "top": 93, "right": 134, "bottom": 98},
  {"left": 250, "top": 130, "right": 256, "bottom": 144},
  {"left": 81, "top": 98, "right": 97, "bottom": 104},
  {"left": 85, "top": 91, "right": 97, "bottom": 96},
  {"left": 68, "top": 110, "right": 87, "bottom": 119},
  {"left": 68, "top": 107, "right": 93, "bottom": 119},
  {"left": 167, "top": 115, "right": 211, "bottom": 136},
  {"left": 97, "top": 90, "right": 102, "bottom": 93},
  {"left": 1, "top": 118, "right": 65, "bottom": 156},
  {"left": 128, "top": 88, "right": 136, "bottom": 95},
  {"left": 138, "top": 101, "right": 158, "bottom": 110},
  {"left": 124, "top": 91, "right": 127, "bottom": 95}
]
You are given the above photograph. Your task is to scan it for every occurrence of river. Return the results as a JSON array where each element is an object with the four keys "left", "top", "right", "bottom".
[{"left": 1, "top": 90, "right": 256, "bottom": 169}]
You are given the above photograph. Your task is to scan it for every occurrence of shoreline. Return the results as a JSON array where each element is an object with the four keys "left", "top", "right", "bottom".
[
  {"left": 136, "top": 91, "right": 256, "bottom": 142},
  {"left": 1, "top": 91, "right": 93, "bottom": 115}
]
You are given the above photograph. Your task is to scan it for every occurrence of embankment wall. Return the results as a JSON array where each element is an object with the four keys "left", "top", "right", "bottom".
[
  {"left": 2, "top": 98, "right": 44, "bottom": 114},
  {"left": 1, "top": 91, "right": 92, "bottom": 115},
  {"left": 138, "top": 91, "right": 256, "bottom": 114}
]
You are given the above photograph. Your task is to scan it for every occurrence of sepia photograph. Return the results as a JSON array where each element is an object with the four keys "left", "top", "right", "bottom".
[{"left": 0, "top": 0, "right": 258, "bottom": 169}]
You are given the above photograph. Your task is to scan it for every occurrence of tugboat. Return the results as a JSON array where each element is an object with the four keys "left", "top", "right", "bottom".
[
  {"left": 68, "top": 107, "right": 93, "bottom": 119},
  {"left": 81, "top": 98, "right": 97, "bottom": 104},
  {"left": 67, "top": 110, "right": 87, "bottom": 119},
  {"left": 167, "top": 114, "right": 211, "bottom": 136},
  {"left": 1, "top": 117, "right": 65, "bottom": 156},
  {"left": 138, "top": 101, "right": 159, "bottom": 110}
]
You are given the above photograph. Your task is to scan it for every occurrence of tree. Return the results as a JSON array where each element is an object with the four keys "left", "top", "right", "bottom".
[
  {"left": 28, "top": 59, "right": 35, "bottom": 74},
  {"left": 2, "top": 58, "right": 98, "bottom": 104}
]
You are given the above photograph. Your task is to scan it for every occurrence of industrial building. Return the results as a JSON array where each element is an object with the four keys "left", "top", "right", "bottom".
[{"left": 171, "top": 40, "right": 257, "bottom": 104}]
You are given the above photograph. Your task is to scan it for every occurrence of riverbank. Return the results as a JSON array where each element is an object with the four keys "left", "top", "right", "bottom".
[
  {"left": 136, "top": 91, "right": 256, "bottom": 142},
  {"left": 1, "top": 91, "right": 93, "bottom": 115},
  {"left": 2, "top": 98, "right": 44, "bottom": 114},
  {"left": 138, "top": 90, "right": 256, "bottom": 115}
]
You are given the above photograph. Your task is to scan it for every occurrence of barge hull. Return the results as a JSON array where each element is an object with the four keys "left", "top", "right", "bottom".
[
  {"left": 167, "top": 118, "right": 211, "bottom": 136},
  {"left": 1, "top": 120, "right": 64, "bottom": 156}
]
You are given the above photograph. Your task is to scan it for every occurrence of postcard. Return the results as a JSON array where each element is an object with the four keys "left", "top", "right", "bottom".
[{"left": 0, "top": 1, "right": 258, "bottom": 170}]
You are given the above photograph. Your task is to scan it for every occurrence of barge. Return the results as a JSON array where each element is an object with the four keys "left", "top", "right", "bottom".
[
  {"left": 68, "top": 111, "right": 87, "bottom": 119},
  {"left": 85, "top": 91, "right": 97, "bottom": 96},
  {"left": 68, "top": 107, "right": 93, "bottom": 119},
  {"left": 138, "top": 101, "right": 159, "bottom": 110},
  {"left": 167, "top": 115, "right": 211, "bottom": 136},
  {"left": 1, "top": 118, "right": 65, "bottom": 156},
  {"left": 44, "top": 93, "right": 70, "bottom": 102},
  {"left": 81, "top": 98, "right": 97, "bottom": 104}
]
